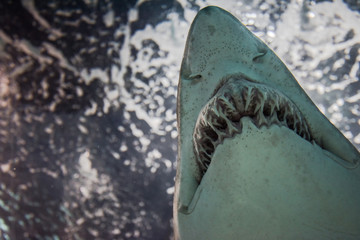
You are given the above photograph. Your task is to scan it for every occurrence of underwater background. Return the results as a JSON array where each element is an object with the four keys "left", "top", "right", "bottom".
[{"left": 0, "top": 0, "right": 359, "bottom": 239}]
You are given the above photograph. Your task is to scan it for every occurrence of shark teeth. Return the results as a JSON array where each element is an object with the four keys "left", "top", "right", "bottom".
[{"left": 193, "top": 75, "right": 312, "bottom": 177}]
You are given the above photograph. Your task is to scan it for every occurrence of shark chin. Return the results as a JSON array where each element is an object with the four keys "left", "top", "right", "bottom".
[
  {"left": 174, "top": 5, "right": 360, "bottom": 240},
  {"left": 180, "top": 118, "right": 360, "bottom": 239}
]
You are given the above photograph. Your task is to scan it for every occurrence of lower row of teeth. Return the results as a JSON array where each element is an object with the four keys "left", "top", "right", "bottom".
[{"left": 193, "top": 78, "right": 312, "bottom": 175}]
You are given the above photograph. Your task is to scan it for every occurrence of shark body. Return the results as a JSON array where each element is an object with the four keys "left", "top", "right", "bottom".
[{"left": 174, "top": 6, "right": 360, "bottom": 239}]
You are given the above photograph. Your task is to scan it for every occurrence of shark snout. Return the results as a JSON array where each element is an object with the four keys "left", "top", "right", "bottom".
[{"left": 183, "top": 6, "right": 360, "bottom": 166}]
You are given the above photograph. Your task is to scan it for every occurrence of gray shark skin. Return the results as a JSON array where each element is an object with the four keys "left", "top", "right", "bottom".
[{"left": 174, "top": 6, "right": 360, "bottom": 240}]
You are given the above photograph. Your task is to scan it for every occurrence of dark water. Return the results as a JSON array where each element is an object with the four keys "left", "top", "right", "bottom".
[{"left": 0, "top": 0, "right": 359, "bottom": 239}]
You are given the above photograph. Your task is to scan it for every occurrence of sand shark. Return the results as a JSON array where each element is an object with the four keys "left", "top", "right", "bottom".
[{"left": 174, "top": 6, "right": 360, "bottom": 239}]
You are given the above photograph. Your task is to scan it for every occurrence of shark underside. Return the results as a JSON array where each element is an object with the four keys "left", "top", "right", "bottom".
[{"left": 174, "top": 6, "right": 360, "bottom": 240}]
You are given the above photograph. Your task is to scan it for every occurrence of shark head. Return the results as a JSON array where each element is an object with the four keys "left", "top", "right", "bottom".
[{"left": 174, "top": 6, "right": 360, "bottom": 239}]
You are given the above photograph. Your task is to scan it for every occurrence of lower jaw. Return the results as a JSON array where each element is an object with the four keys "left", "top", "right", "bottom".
[{"left": 179, "top": 117, "right": 360, "bottom": 239}]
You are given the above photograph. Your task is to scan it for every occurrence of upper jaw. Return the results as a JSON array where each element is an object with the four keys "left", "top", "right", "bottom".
[{"left": 176, "top": 6, "right": 360, "bottom": 211}]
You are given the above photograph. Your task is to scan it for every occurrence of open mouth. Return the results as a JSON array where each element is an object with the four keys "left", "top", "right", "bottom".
[{"left": 193, "top": 74, "right": 313, "bottom": 179}]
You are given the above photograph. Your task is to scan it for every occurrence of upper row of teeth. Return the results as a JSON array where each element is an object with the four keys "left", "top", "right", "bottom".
[{"left": 193, "top": 78, "right": 312, "bottom": 174}]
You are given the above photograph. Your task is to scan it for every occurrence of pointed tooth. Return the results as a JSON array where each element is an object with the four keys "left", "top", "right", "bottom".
[{"left": 244, "top": 87, "right": 253, "bottom": 111}]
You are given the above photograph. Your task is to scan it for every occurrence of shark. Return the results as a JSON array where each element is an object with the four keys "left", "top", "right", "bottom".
[{"left": 174, "top": 6, "right": 360, "bottom": 240}]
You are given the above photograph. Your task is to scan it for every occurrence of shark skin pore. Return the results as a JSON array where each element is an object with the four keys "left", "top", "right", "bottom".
[{"left": 174, "top": 6, "right": 360, "bottom": 240}]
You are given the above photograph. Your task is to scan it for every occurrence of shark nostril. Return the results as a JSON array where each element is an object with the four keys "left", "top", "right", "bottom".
[
  {"left": 252, "top": 53, "right": 266, "bottom": 62},
  {"left": 188, "top": 74, "right": 202, "bottom": 80},
  {"left": 252, "top": 47, "right": 267, "bottom": 62}
]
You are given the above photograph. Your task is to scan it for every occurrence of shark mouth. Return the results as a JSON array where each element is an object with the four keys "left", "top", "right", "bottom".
[{"left": 193, "top": 74, "right": 313, "bottom": 177}]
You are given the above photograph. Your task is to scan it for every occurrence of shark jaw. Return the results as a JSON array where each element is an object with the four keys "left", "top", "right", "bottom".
[{"left": 193, "top": 74, "right": 313, "bottom": 178}]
